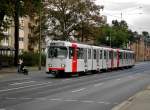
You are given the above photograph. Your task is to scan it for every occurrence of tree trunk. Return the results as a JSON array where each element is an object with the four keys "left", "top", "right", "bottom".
[{"left": 14, "top": 0, "right": 20, "bottom": 66}]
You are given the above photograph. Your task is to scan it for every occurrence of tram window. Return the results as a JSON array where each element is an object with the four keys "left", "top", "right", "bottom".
[
  {"left": 104, "top": 50, "right": 107, "bottom": 59},
  {"left": 77, "top": 48, "right": 84, "bottom": 59},
  {"left": 93, "top": 49, "right": 96, "bottom": 59},
  {"left": 123, "top": 52, "right": 125, "bottom": 59},
  {"left": 100, "top": 50, "right": 102, "bottom": 59},
  {"left": 88, "top": 49, "right": 91, "bottom": 59},
  {"left": 119, "top": 52, "right": 122, "bottom": 59},
  {"left": 109, "top": 51, "right": 113, "bottom": 59},
  {"left": 127, "top": 53, "right": 129, "bottom": 59},
  {"left": 121, "top": 52, "right": 124, "bottom": 59},
  {"left": 96, "top": 49, "right": 99, "bottom": 59},
  {"left": 129, "top": 53, "right": 131, "bottom": 59},
  {"left": 132, "top": 53, "right": 135, "bottom": 59},
  {"left": 114, "top": 52, "right": 116, "bottom": 58},
  {"left": 69, "top": 47, "right": 75, "bottom": 59},
  {"left": 48, "top": 46, "right": 67, "bottom": 58},
  {"left": 125, "top": 53, "right": 127, "bottom": 59}
]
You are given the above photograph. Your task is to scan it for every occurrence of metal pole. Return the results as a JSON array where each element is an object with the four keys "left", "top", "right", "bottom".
[
  {"left": 121, "top": 12, "right": 122, "bottom": 20},
  {"left": 109, "top": 28, "right": 111, "bottom": 47},
  {"left": 38, "top": 0, "right": 42, "bottom": 70}
]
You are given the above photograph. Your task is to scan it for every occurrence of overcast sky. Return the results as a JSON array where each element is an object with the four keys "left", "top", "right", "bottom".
[{"left": 95, "top": 0, "right": 150, "bottom": 34}]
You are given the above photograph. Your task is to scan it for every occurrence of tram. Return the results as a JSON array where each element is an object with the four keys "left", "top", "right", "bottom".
[{"left": 46, "top": 41, "right": 135, "bottom": 77}]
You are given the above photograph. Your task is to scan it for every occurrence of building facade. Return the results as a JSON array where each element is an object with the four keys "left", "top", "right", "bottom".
[
  {"left": 131, "top": 37, "right": 150, "bottom": 61},
  {"left": 0, "top": 16, "right": 38, "bottom": 54}
]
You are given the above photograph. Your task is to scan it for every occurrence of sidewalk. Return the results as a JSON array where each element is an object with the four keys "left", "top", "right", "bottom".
[
  {"left": 112, "top": 85, "right": 150, "bottom": 110},
  {"left": 0, "top": 66, "right": 45, "bottom": 74}
]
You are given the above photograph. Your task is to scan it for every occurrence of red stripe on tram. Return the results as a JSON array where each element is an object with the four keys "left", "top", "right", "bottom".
[
  {"left": 117, "top": 49, "right": 120, "bottom": 67},
  {"left": 111, "top": 49, "right": 114, "bottom": 68},
  {"left": 72, "top": 43, "right": 77, "bottom": 72}
]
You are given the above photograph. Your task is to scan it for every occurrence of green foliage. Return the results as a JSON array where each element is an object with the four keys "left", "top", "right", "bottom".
[
  {"left": 19, "top": 52, "right": 46, "bottom": 66},
  {"left": 0, "top": 55, "right": 14, "bottom": 66},
  {"left": 96, "top": 20, "right": 134, "bottom": 48},
  {"left": 0, "top": 0, "right": 41, "bottom": 40},
  {"left": 46, "top": 0, "right": 103, "bottom": 41}
]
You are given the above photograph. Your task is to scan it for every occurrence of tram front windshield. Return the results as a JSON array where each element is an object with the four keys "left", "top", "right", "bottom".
[{"left": 48, "top": 46, "right": 68, "bottom": 59}]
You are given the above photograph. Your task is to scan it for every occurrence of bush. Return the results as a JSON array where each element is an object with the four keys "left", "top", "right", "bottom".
[
  {"left": 20, "top": 52, "right": 46, "bottom": 66},
  {"left": 0, "top": 55, "right": 14, "bottom": 67}
]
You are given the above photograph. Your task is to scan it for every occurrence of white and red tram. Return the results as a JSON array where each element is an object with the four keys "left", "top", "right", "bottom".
[{"left": 46, "top": 41, "right": 135, "bottom": 77}]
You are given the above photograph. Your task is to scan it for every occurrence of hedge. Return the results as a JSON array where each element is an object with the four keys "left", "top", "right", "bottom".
[
  {"left": 19, "top": 52, "right": 46, "bottom": 66},
  {"left": 0, "top": 55, "right": 14, "bottom": 67}
]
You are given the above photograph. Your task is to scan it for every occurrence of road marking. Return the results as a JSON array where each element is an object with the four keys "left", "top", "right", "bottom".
[
  {"left": 72, "top": 88, "right": 86, "bottom": 92},
  {"left": 49, "top": 98, "right": 62, "bottom": 101},
  {"left": 21, "top": 97, "right": 32, "bottom": 100},
  {"left": 10, "top": 81, "right": 36, "bottom": 85},
  {"left": 0, "top": 82, "right": 52, "bottom": 93},
  {"left": 4, "top": 97, "right": 114, "bottom": 105},
  {"left": 116, "top": 79, "right": 121, "bottom": 81},
  {"left": 0, "top": 108, "right": 6, "bottom": 110},
  {"left": 63, "top": 99, "right": 77, "bottom": 102},
  {"left": 5, "top": 97, "right": 17, "bottom": 100},
  {"left": 94, "top": 83, "right": 104, "bottom": 87},
  {"left": 97, "top": 101, "right": 110, "bottom": 105},
  {"left": 80, "top": 100, "right": 94, "bottom": 103},
  {"left": 36, "top": 98, "right": 47, "bottom": 101}
]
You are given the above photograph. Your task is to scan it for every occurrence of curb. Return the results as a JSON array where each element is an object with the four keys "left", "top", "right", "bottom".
[
  {"left": 111, "top": 86, "right": 150, "bottom": 110},
  {"left": 111, "top": 97, "right": 134, "bottom": 110}
]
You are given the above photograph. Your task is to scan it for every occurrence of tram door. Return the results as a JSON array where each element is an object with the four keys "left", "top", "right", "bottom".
[{"left": 84, "top": 48, "right": 88, "bottom": 71}]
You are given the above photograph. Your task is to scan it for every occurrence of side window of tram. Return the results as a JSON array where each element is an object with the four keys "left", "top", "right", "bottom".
[
  {"left": 104, "top": 50, "right": 107, "bottom": 59},
  {"left": 77, "top": 48, "right": 84, "bottom": 59},
  {"left": 100, "top": 50, "right": 102, "bottom": 59},
  {"left": 114, "top": 52, "right": 116, "bottom": 59},
  {"left": 88, "top": 49, "right": 91, "bottom": 59},
  {"left": 93, "top": 49, "right": 96, "bottom": 59},
  {"left": 109, "top": 51, "right": 112, "bottom": 59},
  {"left": 69, "top": 47, "right": 75, "bottom": 59},
  {"left": 119, "top": 52, "right": 121, "bottom": 59}
]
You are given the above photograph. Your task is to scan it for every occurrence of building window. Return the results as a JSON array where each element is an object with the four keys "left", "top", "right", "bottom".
[{"left": 19, "top": 37, "right": 24, "bottom": 41}]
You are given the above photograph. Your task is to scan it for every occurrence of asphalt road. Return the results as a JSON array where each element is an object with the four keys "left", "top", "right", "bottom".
[{"left": 0, "top": 62, "right": 150, "bottom": 110}]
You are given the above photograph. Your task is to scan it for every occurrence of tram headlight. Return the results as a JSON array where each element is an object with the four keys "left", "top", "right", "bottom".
[
  {"left": 48, "top": 64, "right": 52, "bottom": 67},
  {"left": 61, "top": 64, "right": 65, "bottom": 67}
]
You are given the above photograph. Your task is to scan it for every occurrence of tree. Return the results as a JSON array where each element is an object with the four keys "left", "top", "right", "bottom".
[
  {"left": 28, "top": 1, "right": 47, "bottom": 51},
  {"left": 0, "top": 0, "right": 41, "bottom": 66},
  {"left": 0, "top": 0, "right": 12, "bottom": 40},
  {"left": 96, "top": 24, "right": 111, "bottom": 46},
  {"left": 96, "top": 20, "right": 132, "bottom": 48},
  {"left": 46, "top": 0, "right": 102, "bottom": 41},
  {"left": 142, "top": 31, "right": 149, "bottom": 39},
  {"left": 142, "top": 31, "right": 150, "bottom": 43}
]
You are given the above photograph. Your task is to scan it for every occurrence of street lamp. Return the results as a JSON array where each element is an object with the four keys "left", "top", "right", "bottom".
[
  {"left": 106, "top": 35, "right": 111, "bottom": 47},
  {"left": 120, "top": 6, "right": 142, "bottom": 20}
]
